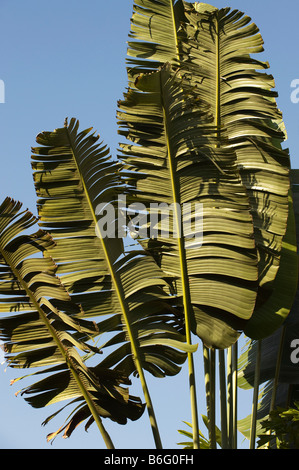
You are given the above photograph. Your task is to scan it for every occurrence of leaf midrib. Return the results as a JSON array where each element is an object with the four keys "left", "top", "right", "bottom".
[
  {"left": 170, "top": 0, "right": 180, "bottom": 63},
  {"left": 215, "top": 15, "right": 221, "bottom": 145}
]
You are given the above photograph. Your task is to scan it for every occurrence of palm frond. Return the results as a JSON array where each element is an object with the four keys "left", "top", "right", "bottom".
[
  {"left": 32, "top": 118, "right": 190, "bottom": 373},
  {"left": 181, "top": 4, "right": 294, "bottom": 337},
  {"left": 0, "top": 197, "right": 144, "bottom": 447},
  {"left": 31, "top": 117, "right": 194, "bottom": 448},
  {"left": 118, "top": 63, "right": 258, "bottom": 350},
  {"left": 124, "top": 2, "right": 295, "bottom": 341}
]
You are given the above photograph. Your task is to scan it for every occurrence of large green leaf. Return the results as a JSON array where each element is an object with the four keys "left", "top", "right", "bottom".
[
  {"left": 31, "top": 118, "right": 191, "bottom": 373},
  {"left": 122, "top": 1, "right": 294, "bottom": 343},
  {"left": 0, "top": 197, "right": 144, "bottom": 447},
  {"left": 118, "top": 64, "right": 258, "bottom": 349},
  {"left": 31, "top": 117, "right": 194, "bottom": 447},
  {"left": 181, "top": 3, "right": 292, "bottom": 332}
]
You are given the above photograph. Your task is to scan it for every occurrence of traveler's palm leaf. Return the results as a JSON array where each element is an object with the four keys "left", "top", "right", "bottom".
[
  {"left": 181, "top": 4, "right": 293, "bottom": 336},
  {"left": 0, "top": 197, "right": 144, "bottom": 447},
  {"left": 124, "top": 1, "right": 294, "bottom": 340},
  {"left": 31, "top": 118, "right": 192, "bottom": 380},
  {"left": 118, "top": 64, "right": 259, "bottom": 349}
]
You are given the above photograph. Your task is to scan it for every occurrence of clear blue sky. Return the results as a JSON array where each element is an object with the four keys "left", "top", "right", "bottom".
[{"left": 0, "top": 0, "right": 299, "bottom": 450}]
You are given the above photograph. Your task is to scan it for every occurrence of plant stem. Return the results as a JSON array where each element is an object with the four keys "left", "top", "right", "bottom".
[
  {"left": 187, "top": 350, "right": 200, "bottom": 449},
  {"left": 227, "top": 343, "right": 238, "bottom": 449},
  {"left": 270, "top": 327, "right": 286, "bottom": 413},
  {"left": 266, "top": 327, "right": 286, "bottom": 448},
  {"left": 203, "top": 345, "right": 211, "bottom": 429},
  {"left": 250, "top": 340, "right": 261, "bottom": 449},
  {"left": 227, "top": 346, "right": 233, "bottom": 448},
  {"left": 203, "top": 345, "right": 217, "bottom": 449},
  {"left": 232, "top": 342, "right": 238, "bottom": 449},
  {"left": 219, "top": 349, "right": 228, "bottom": 449},
  {"left": 209, "top": 348, "right": 217, "bottom": 449}
]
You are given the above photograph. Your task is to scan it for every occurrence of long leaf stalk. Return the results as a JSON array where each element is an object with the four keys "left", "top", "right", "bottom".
[
  {"left": 227, "top": 346, "right": 233, "bottom": 448},
  {"left": 203, "top": 345, "right": 216, "bottom": 449},
  {"left": 218, "top": 349, "right": 228, "bottom": 449},
  {"left": 249, "top": 340, "right": 262, "bottom": 449},
  {"left": 209, "top": 348, "right": 217, "bottom": 449},
  {"left": 187, "top": 347, "right": 200, "bottom": 449},
  {"left": 270, "top": 327, "right": 286, "bottom": 413},
  {"left": 266, "top": 326, "right": 286, "bottom": 447},
  {"left": 232, "top": 342, "right": 238, "bottom": 449},
  {"left": 203, "top": 345, "right": 211, "bottom": 426},
  {"left": 0, "top": 232, "right": 115, "bottom": 449},
  {"left": 227, "top": 344, "right": 238, "bottom": 448}
]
